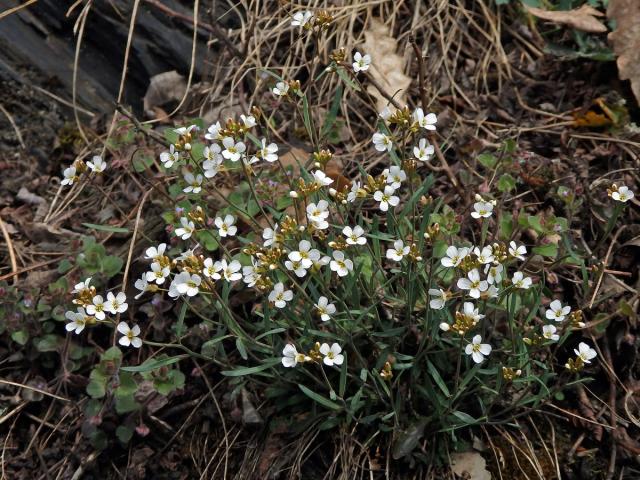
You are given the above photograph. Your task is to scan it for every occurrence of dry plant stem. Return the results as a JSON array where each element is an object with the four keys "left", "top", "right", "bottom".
[
  {"left": 0, "top": 0, "right": 38, "bottom": 20},
  {"left": 115, "top": 104, "right": 166, "bottom": 145},
  {"left": 602, "top": 342, "right": 617, "bottom": 480},
  {"left": 0, "top": 103, "right": 25, "bottom": 149},
  {"left": 0, "top": 215, "right": 18, "bottom": 285}
]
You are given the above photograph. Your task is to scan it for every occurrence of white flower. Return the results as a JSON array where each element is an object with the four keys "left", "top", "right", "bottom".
[
  {"left": 117, "top": 322, "right": 142, "bottom": 348},
  {"left": 319, "top": 343, "right": 344, "bottom": 366},
  {"left": 134, "top": 274, "right": 150, "bottom": 299},
  {"left": 243, "top": 260, "right": 260, "bottom": 287},
  {"left": 313, "top": 255, "right": 331, "bottom": 270},
  {"left": 379, "top": 106, "right": 393, "bottom": 121},
  {"left": 546, "top": 299, "right": 571, "bottom": 322},
  {"left": 312, "top": 170, "right": 333, "bottom": 187},
  {"left": 202, "top": 258, "right": 218, "bottom": 278},
  {"left": 611, "top": 186, "right": 634, "bottom": 203},
  {"left": 145, "top": 243, "right": 167, "bottom": 261},
  {"left": 65, "top": 307, "right": 89, "bottom": 334},
  {"left": 205, "top": 121, "right": 222, "bottom": 141},
  {"left": 203, "top": 145, "right": 223, "bottom": 177},
  {"left": 146, "top": 262, "right": 170, "bottom": 284},
  {"left": 413, "top": 138, "right": 435, "bottom": 162},
  {"left": 289, "top": 240, "right": 318, "bottom": 269},
  {"left": 160, "top": 144, "right": 180, "bottom": 168},
  {"left": 428, "top": 288, "right": 450, "bottom": 310},
  {"left": 61, "top": 166, "right": 77, "bottom": 186},
  {"left": 484, "top": 263, "right": 503, "bottom": 285},
  {"left": 281, "top": 344, "right": 307, "bottom": 367},
  {"left": 457, "top": 269, "right": 488, "bottom": 299},
  {"left": 221, "top": 136, "right": 246, "bottom": 162},
  {"left": 263, "top": 225, "right": 280, "bottom": 247},
  {"left": 291, "top": 10, "right": 313, "bottom": 27},
  {"left": 268, "top": 282, "right": 293, "bottom": 308},
  {"left": 257, "top": 138, "right": 278, "bottom": 163},
  {"left": 511, "top": 271, "right": 532, "bottom": 289},
  {"left": 183, "top": 172, "right": 203, "bottom": 194},
  {"left": 372, "top": 132, "right": 392, "bottom": 152},
  {"left": 285, "top": 258, "right": 308, "bottom": 278},
  {"left": 543, "top": 324, "right": 560, "bottom": 342},
  {"left": 574, "top": 342, "right": 597, "bottom": 364},
  {"left": 72, "top": 277, "right": 92, "bottom": 294},
  {"left": 346, "top": 181, "right": 365, "bottom": 203},
  {"left": 330, "top": 251, "right": 353, "bottom": 277},
  {"left": 373, "top": 185, "right": 399, "bottom": 212},
  {"left": 86, "top": 294, "right": 106, "bottom": 320},
  {"left": 240, "top": 114, "right": 256, "bottom": 128},
  {"left": 459, "top": 302, "right": 485, "bottom": 324},
  {"left": 509, "top": 241, "right": 527, "bottom": 261},
  {"left": 306, "top": 200, "right": 330, "bottom": 229},
  {"left": 412, "top": 108, "right": 437, "bottom": 131},
  {"left": 471, "top": 201, "right": 494, "bottom": 219},
  {"left": 465, "top": 335, "right": 491, "bottom": 364},
  {"left": 174, "top": 272, "right": 201, "bottom": 297},
  {"left": 272, "top": 81, "right": 289, "bottom": 97},
  {"left": 174, "top": 125, "right": 198, "bottom": 136},
  {"left": 315, "top": 296, "right": 336, "bottom": 321},
  {"left": 441, "top": 246, "right": 469, "bottom": 268},
  {"left": 384, "top": 166, "right": 406, "bottom": 189},
  {"left": 215, "top": 259, "right": 242, "bottom": 282},
  {"left": 215, "top": 214, "right": 237, "bottom": 237},
  {"left": 87, "top": 155, "right": 107, "bottom": 173},
  {"left": 352, "top": 51, "right": 371, "bottom": 73},
  {"left": 175, "top": 217, "right": 195, "bottom": 240},
  {"left": 386, "top": 239, "right": 409, "bottom": 262},
  {"left": 474, "top": 246, "right": 494, "bottom": 264},
  {"left": 343, "top": 226, "right": 366, "bottom": 246},
  {"left": 439, "top": 322, "right": 451, "bottom": 332},
  {"left": 105, "top": 291, "right": 128, "bottom": 314}
]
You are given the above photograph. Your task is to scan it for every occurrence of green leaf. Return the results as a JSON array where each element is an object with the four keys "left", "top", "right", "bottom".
[
  {"left": 532, "top": 243, "right": 558, "bottom": 258},
  {"left": 82, "top": 223, "right": 129, "bottom": 233},
  {"left": 86, "top": 378, "right": 106, "bottom": 399},
  {"left": 101, "top": 255, "right": 123, "bottom": 278},
  {"left": 497, "top": 173, "right": 516, "bottom": 192},
  {"left": 57, "top": 259, "right": 73, "bottom": 273},
  {"left": 426, "top": 361, "right": 450, "bottom": 397},
  {"left": 116, "top": 425, "right": 134, "bottom": 443},
  {"left": 11, "top": 329, "right": 29, "bottom": 346},
  {"left": 34, "top": 334, "right": 61, "bottom": 352},
  {"left": 298, "top": 384, "right": 342, "bottom": 411},
  {"left": 121, "top": 354, "right": 189, "bottom": 372},
  {"left": 478, "top": 153, "right": 497, "bottom": 169}
]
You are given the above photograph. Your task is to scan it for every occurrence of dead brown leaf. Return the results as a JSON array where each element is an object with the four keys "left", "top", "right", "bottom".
[
  {"left": 608, "top": 0, "right": 640, "bottom": 106},
  {"left": 524, "top": 4, "right": 607, "bottom": 33},
  {"left": 362, "top": 19, "right": 411, "bottom": 111},
  {"left": 450, "top": 451, "right": 492, "bottom": 480}
]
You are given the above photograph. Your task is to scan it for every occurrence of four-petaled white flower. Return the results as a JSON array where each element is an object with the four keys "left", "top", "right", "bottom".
[
  {"left": 373, "top": 185, "right": 399, "bottom": 212},
  {"left": 263, "top": 225, "right": 280, "bottom": 247},
  {"left": 384, "top": 166, "right": 406, "bottom": 189},
  {"left": 474, "top": 246, "right": 494, "bottom": 264},
  {"left": 134, "top": 275, "right": 150, "bottom": 299},
  {"left": 257, "top": 138, "right": 278, "bottom": 163},
  {"left": 65, "top": 307, "right": 89, "bottom": 334},
  {"left": 215, "top": 214, "right": 237, "bottom": 237},
  {"left": 546, "top": 299, "right": 571, "bottom": 322},
  {"left": 174, "top": 272, "right": 201, "bottom": 297},
  {"left": 203, "top": 145, "right": 223, "bottom": 177},
  {"left": 145, "top": 243, "right": 167, "bottom": 261},
  {"left": 202, "top": 258, "right": 218, "bottom": 278},
  {"left": 471, "top": 201, "right": 494, "bottom": 219},
  {"left": 61, "top": 166, "right": 77, "bottom": 186},
  {"left": 315, "top": 296, "right": 336, "bottom": 322},
  {"left": 312, "top": 170, "right": 333, "bottom": 187},
  {"left": 285, "top": 258, "right": 308, "bottom": 278},
  {"left": 441, "top": 246, "right": 469, "bottom": 268},
  {"left": 459, "top": 302, "right": 485, "bottom": 324},
  {"left": 240, "top": 114, "right": 256, "bottom": 128},
  {"left": 612, "top": 186, "right": 634, "bottom": 203},
  {"left": 175, "top": 217, "right": 195, "bottom": 240},
  {"left": 428, "top": 288, "right": 450, "bottom": 310},
  {"left": 465, "top": 335, "right": 491, "bottom": 364},
  {"left": 343, "top": 225, "right": 367, "bottom": 246},
  {"left": 509, "top": 241, "right": 527, "bottom": 261},
  {"left": 117, "top": 322, "right": 142, "bottom": 348},
  {"left": 269, "top": 282, "right": 293, "bottom": 308},
  {"left": 281, "top": 343, "right": 308, "bottom": 367},
  {"left": 146, "top": 262, "right": 170, "bottom": 284},
  {"left": 289, "top": 240, "right": 319, "bottom": 269},
  {"left": 543, "top": 324, "right": 560, "bottom": 342},
  {"left": 457, "top": 268, "right": 488, "bottom": 299},
  {"left": 412, "top": 108, "right": 437, "bottom": 131},
  {"left": 319, "top": 343, "right": 344, "bottom": 366},
  {"left": 386, "top": 239, "right": 409, "bottom": 262},
  {"left": 86, "top": 294, "right": 106, "bottom": 320},
  {"left": 214, "top": 259, "right": 242, "bottom": 282},
  {"left": 330, "top": 250, "right": 353, "bottom": 277},
  {"left": 291, "top": 10, "right": 313, "bottom": 27},
  {"left": 574, "top": 342, "right": 597, "bottom": 364},
  {"left": 105, "top": 291, "right": 128, "bottom": 314},
  {"left": 272, "top": 81, "right": 289, "bottom": 97},
  {"left": 485, "top": 263, "right": 503, "bottom": 285},
  {"left": 306, "top": 200, "right": 330, "bottom": 229},
  {"left": 347, "top": 181, "right": 366, "bottom": 203},
  {"left": 221, "top": 137, "right": 246, "bottom": 162},
  {"left": 72, "top": 277, "right": 92, "bottom": 294},
  {"left": 87, "top": 155, "right": 107, "bottom": 173},
  {"left": 372, "top": 132, "right": 393, "bottom": 152},
  {"left": 205, "top": 121, "right": 223, "bottom": 141},
  {"left": 160, "top": 144, "right": 180, "bottom": 168},
  {"left": 511, "top": 271, "right": 532, "bottom": 289},
  {"left": 413, "top": 138, "right": 435, "bottom": 162},
  {"left": 183, "top": 172, "right": 203, "bottom": 194},
  {"left": 243, "top": 261, "right": 260, "bottom": 287},
  {"left": 352, "top": 51, "right": 371, "bottom": 73}
]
